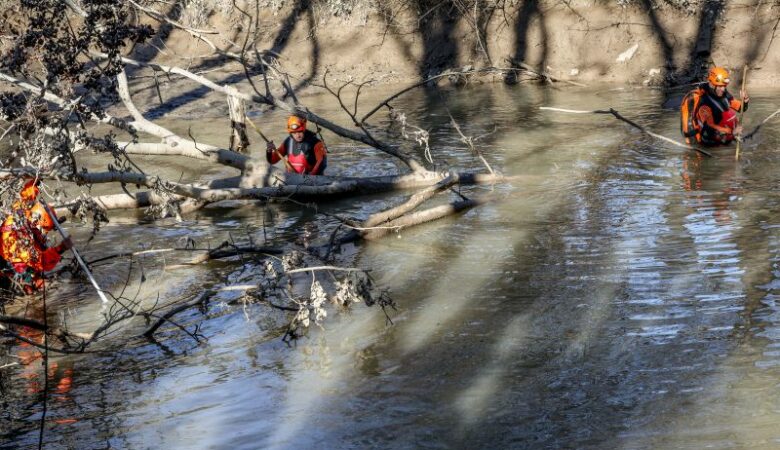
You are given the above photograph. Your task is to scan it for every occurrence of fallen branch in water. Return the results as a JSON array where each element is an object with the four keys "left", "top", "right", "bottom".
[
  {"left": 172, "top": 242, "right": 283, "bottom": 268},
  {"left": 0, "top": 324, "right": 93, "bottom": 355},
  {"left": 316, "top": 178, "right": 492, "bottom": 253},
  {"left": 362, "top": 174, "right": 460, "bottom": 228},
  {"left": 142, "top": 291, "right": 211, "bottom": 338},
  {"left": 0, "top": 315, "right": 94, "bottom": 346},
  {"left": 51, "top": 170, "right": 513, "bottom": 219},
  {"left": 506, "top": 59, "right": 588, "bottom": 87},
  {"left": 743, "top": 108, "right": 780, "bottom": 140},
  {"left": 540, "top": 107, "right": 713, "bottom": 158},
  {"left": 362, "top": 197, "right": 486, "bottom": 240}
]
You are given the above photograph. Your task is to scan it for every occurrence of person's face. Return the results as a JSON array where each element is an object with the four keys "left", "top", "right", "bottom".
[
  {"left": 291, "top": 131, "right": 304, "bottom": 142},
  {"left": 714, "top": 84, "right": 726, "bottom": 97}
]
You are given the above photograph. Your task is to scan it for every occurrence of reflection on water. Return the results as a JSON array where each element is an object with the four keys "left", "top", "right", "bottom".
[{"left": 4, "top": 85, "right": 780, "bottom": 449}]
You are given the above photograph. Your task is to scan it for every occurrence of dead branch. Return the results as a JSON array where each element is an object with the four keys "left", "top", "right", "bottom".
[
  {"left": 114, "top": 142, "right": 250, "bottom": 169},
  {"left": 48, "top": 169, "right": 516, "bottom": 220},
  {"left": 286, "top": 266, "right": 366, "bottom": 274},
  {"left": 226, "top": 89, "right": 250, "bottom": 153},
  {"left": 361, "top": 197, "right": 486, "bottom": 240},
  {"left": 90, "top": 52, "right": 426, "bottom": 171},
  {"left": 0, "top": 324, "right": 90, "bottom": 355},
  {"left": 97, "top": 52, "right": 267, "bottom": 103},
  {"left": 444, "top": 106, "right": 496, "bottom": 175},
  {"left": 115, "top": 70, "right": 251, "bottom": 169},
  {"left": 508, "top": 59, "right": 587, "bottom": 87},
  {"left": 64, "top": 169, "right": 510, "bottom": 210},
  {"left": 1, "top": 70, "right": 251, "bottom": 171},
  {"left": 0, "top": 314, "right": 49, "bottom": 330},
  {"left": 363, "top": 174, "right": 459, "bottom": 227},
  {"left": 540, "top": 106, "right": 713, "bottom": 157},
  {"left": 744, "top": 108, "right": 780, "bottom": 140},
  {"left": 166, "top": 242, "right": 284, "bottom": 268},
  {"left": 0, "top": 315, "right": 90, "bottom": 348},
  {"left": 0, "top": 72, "right": 135, "bottom": 134},
  {"left": 142, "top": 291, "right": 210, "bottom": 338}
]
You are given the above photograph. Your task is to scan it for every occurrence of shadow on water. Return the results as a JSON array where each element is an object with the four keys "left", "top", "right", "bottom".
[
  {"left": 6, "top": 86, "right": 780, "bottom": 449},
  {"left": 256, "top": 89, "right": 780, "bottom": 449}
]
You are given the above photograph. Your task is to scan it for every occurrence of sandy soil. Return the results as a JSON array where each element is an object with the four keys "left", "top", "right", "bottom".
[{"left": 136, "top": 0, "right": 780, "bottom": 94}]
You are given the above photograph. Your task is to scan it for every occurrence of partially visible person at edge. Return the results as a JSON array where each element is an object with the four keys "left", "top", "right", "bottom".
[
  {"left": 266, "top": 115, "right": 327, "bottom": 175},
  {"left": 683, "top": 66, "right": 750, "bottom": 146},
  {"left": 0, "top": 179, "right": 72, "bottom": 294}
]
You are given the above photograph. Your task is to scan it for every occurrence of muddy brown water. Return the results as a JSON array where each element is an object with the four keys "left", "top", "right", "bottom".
[{"left": 3, "top": 84, "right": 780, "bottom": 449}]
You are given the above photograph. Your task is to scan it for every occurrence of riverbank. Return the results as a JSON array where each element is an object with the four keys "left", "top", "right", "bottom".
[{"left": 135, "top": 0, "right": 780, "bottom": 96}]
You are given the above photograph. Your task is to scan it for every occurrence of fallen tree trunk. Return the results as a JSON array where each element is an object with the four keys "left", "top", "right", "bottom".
[
  {"left": 361, "top": 198, "right": 486, "bottom": 240},
  {"left": 53, "top": 170, "right": 517, "bottom": 218},
  {"left": 362, "top": 174, "right": 459, "bottom": 227}
]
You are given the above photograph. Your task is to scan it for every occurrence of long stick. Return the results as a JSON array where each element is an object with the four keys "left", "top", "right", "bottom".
[
  {"left": 245, "top": 115, "right": 294, "bottom": 172},
  {"left": 39, "top": 202, "right": 110, "bottom": 304},
  {"left": 743, "top": 108, "right": 780, "bottom": 140},
  {"left": 735, "top": 65, "right": 748, "bottom": 161},
  {"left": 540, "top": 107, "right": 713, "bottom": 157}
]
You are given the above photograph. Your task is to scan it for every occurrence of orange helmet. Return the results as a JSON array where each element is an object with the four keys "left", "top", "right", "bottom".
[
  {"left": 707, "top": 67, "right": 730, "bottom": 87},
  {"left": 29, "top": 203, "right": 55, "bottom": 231},
  {"left": 286, "top": 116, "right": 306, "bottom": 133}
]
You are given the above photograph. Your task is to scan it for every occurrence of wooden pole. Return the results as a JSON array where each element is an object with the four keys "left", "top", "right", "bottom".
[
  {"left": 245, "top": 115, "right": 295, "bottom": 172},
  {"left": 39, "top": 202, "right": 110, "bottom": 304},
  {"left": 735, "top": 65, "right": 748, "bottom": 161}
]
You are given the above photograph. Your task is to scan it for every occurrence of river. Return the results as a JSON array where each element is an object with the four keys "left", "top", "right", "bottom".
[{"left": 3, "top": 83, "right": 780, "bottom": 449}]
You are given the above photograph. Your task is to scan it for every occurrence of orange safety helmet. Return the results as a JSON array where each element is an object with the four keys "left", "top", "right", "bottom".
[
  {"left": 286, "top": 116, "right": 307, "bottom": 133},
  {"left": 707, "top": 67, "right": 730, "bottom": 87},
  {"left": 29, "top": 203, "right": 56, "bottom": 232}
]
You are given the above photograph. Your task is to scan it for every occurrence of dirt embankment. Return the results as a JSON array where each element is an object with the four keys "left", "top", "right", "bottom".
[{"left": 139, "top": 0, "right": 780, "bottom": 91}]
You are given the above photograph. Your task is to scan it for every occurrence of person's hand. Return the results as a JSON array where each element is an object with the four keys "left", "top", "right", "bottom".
[
  {"left": 266, "top": 141, "right": 275, "bottom": 152},
  {"left": 58, "top": 237, "right": 73, "bottom": 253},
  {"left": 740, "top": 89, "right": 749, "bottom": 104},
  {"left": 733, "top": 124, "right": 744, "bottom": 137}
]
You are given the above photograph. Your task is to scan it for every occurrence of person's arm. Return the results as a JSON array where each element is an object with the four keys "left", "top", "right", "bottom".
[
  {"left": 697, "top": 105, "right": 733, "bottom": 134},
  {"left": 54, "top": 237, "right": 72, "bottom": 254},
  {"left": 310, "top": 142, "right": 327, "bottom": 175},
  {"left": 266, "top": 141, "right": 286, "bottom": 164}
]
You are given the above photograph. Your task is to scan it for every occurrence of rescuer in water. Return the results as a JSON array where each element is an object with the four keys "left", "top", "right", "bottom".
[
  {"left": 0, "top": 179, "right": 72, "bottom": 294},
  {"left": 266, "top": 115, "right": 328, "bottom": 175},
  {"left": 680, "top": 66, "right": 749, "bottom": 146}
]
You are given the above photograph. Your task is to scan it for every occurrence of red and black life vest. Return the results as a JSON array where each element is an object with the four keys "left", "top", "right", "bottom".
[
  {"left": 697, "top": 87, "right": 738, "bottom": 145},
  {"left": 283, "top": 130, "right": 325, "bottom": 174}
]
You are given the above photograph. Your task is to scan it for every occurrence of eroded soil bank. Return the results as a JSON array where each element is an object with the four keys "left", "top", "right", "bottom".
[{"left": 135, "top": 0, "right": 780, "bottom": 97}]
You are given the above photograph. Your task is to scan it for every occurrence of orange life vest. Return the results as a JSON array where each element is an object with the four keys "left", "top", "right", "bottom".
[{"left": 680, "top": 87, "right": 704, "bottom": 144}]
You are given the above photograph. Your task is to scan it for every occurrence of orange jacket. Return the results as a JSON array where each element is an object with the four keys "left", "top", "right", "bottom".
[{"left": 1, "top": 207, "right": 62, "bottom": 274}]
